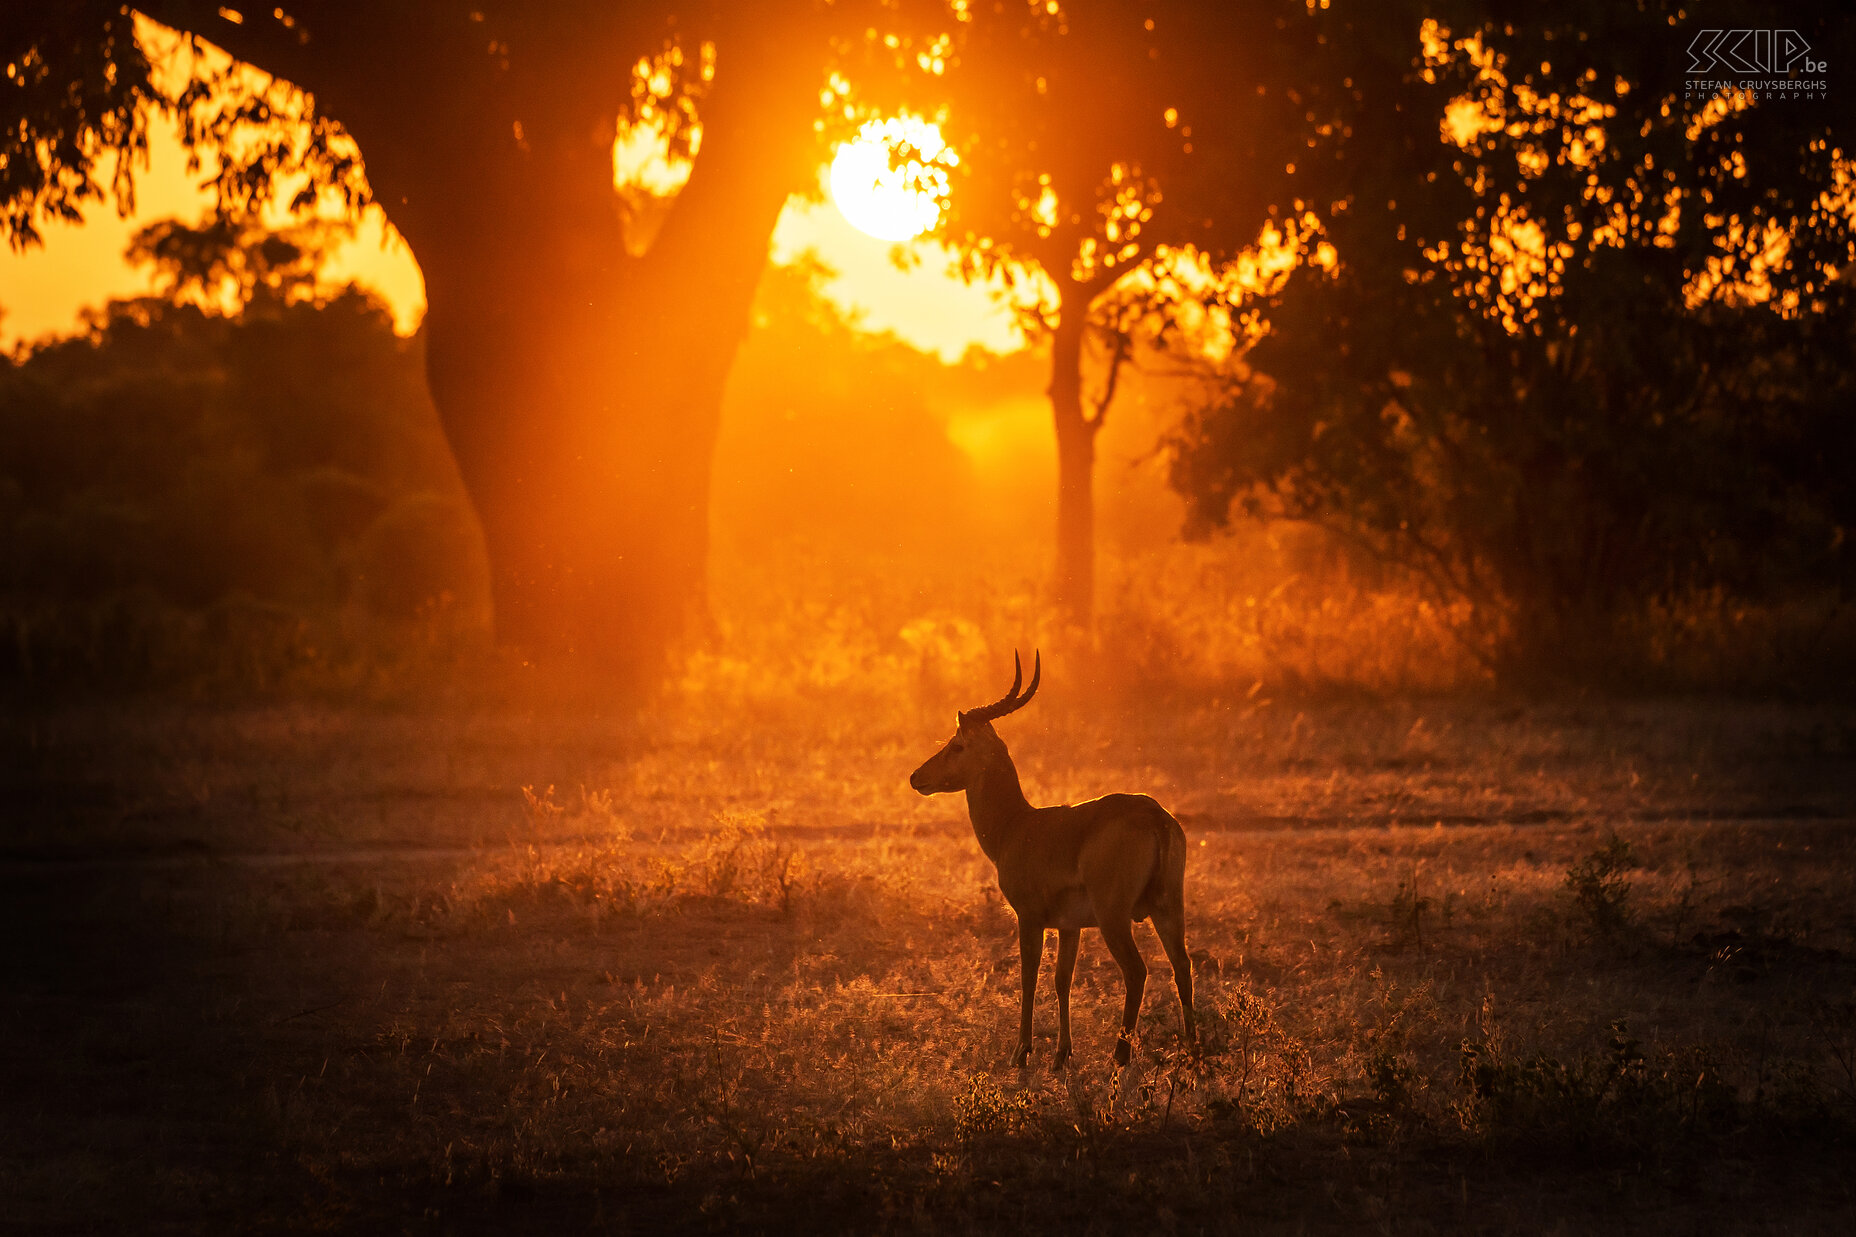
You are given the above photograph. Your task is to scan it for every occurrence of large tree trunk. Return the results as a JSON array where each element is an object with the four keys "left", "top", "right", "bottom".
[
  {"left": 1048, "top": 300, "right": 1099, "bottom": 626},
  {"left": 408, "top": 34, "right": 819, "bottom": 679},
  {"left": 148, "top": 3, "right": 829, "bottom": 682}
]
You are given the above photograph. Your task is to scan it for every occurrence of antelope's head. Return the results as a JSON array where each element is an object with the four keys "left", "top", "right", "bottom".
[{"left": 909, "top": 650, "right": 1041, "bottom": 795}]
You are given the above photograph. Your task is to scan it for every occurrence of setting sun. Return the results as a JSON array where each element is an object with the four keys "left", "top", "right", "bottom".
[{"left": 828, "top": 116, "right": 954, "bottom": 242}]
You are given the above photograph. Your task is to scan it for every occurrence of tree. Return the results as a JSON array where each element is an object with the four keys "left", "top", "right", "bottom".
[
  {"left": 3, "top": 0, "right": 943, "bottom": 681},
  {"left": 126, "top": 213, "right": 352, "bottom": 310},
  {"left": 1166, "top": 1, "right": 1856, "bottom": 676},
  {"left": 927, "top": 0, "right": 1306, "bottom": 625}
]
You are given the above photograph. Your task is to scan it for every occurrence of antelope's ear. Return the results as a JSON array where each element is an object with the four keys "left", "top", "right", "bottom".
[{"left": 955, "top": 709, "right": 971, "bottom": 728}]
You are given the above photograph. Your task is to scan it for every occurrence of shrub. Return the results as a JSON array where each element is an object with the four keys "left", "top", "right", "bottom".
[{"left": 1564, "top": 833, "right": 1636, "bottom": 939}]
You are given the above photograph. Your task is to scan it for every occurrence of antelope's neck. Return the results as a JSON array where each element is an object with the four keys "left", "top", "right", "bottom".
[{"left": 964, "top": 754, "right": 1033, "bottom": 864}]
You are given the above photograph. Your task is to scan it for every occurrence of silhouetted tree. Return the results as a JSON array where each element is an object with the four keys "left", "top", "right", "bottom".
[
  {"left": 1166, "top": 1, "right": 1856, "bottom": 676},
  {"left": 929, "top": 0, "right": 1303, "bottom": 625},
  {"left": 126, "top": 213, "right": 353, "bottom": 310},
  {"left": 3, "top": 0, "right": 941, "bottom": 680}
]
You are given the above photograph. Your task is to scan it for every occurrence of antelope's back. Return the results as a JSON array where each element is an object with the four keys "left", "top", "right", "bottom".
[{"left": 1090, "top": 791, "right": 1182, "bottom": 833}]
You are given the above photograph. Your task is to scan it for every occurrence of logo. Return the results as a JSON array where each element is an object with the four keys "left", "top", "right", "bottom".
[{"left": 1686, "top": 30, "right": 1825, "bottom": 76}]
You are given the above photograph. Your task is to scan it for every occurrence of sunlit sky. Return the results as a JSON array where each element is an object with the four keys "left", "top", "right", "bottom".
[{"left": 0, "top": 109, "right": 1021, "bottom": 362}]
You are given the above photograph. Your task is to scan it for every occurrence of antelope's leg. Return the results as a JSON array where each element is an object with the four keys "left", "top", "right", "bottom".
[
  {"left": 1152, "top": 903, "right": 1196, "bottom": 1048},
  {"left": 1013, "top": 919, "right": 1042, "bottom": 1067},
  {"left": 1097, "top": 918, "right": 1148, "bottom": 1067},
  {"left": 1053, "top": 928, "right": 1080, "bottom": 1068}
]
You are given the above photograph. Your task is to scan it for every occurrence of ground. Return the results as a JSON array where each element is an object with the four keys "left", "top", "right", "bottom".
[{"left": 3, "top": 689, "right": 1854, "bottom": 1233}]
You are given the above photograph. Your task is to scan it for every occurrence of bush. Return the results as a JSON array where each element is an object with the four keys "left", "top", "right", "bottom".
[
  {"left": 0, "top": 283, "right": 489, "bottom": 690},
  {"left": 1564, "top": 834, "right": 1636, "bottom": 939}
]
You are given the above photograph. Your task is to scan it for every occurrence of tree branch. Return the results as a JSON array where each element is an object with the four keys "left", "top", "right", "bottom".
[{"left": 1085, "top": 319, "right": 1132, "bottom": 432}]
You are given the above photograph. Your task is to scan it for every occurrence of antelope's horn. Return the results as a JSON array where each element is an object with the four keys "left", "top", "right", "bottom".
[{"left": 964, "top": 650, "right": 1042, "bottom": 724}]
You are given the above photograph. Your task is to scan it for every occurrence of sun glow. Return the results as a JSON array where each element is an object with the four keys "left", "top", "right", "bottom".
[{"left": 828, "top": 116, "right": 955, "bottom": 242}]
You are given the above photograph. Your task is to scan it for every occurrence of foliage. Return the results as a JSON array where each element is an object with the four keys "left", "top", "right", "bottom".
[
  {"left": 1, "top": 2, "right": 368, "bottom": 248},
  {"left": 953, "top": 1073, "right": 1038, "bottom": 1141},
  {"left": 1459, "top": 1016, "right": 1740, "bottom": 1156},
  {"left": 932, "top": 1, "right": 1285, "bottom": 315},
  {"left": 1167, "top": 2, "right": 1856, "bottom": 678},
  {"left": 125, "top": 213, "right": 355, "bottom": 312},
  {"left": 0, "top": 4, "right": 160, "bottom": 247},
  {"left": 1564, "top": 833, "right": 1636, "bottom": 938},
  {"left": 1200, "top": 983, "right": 1312, "bottom": 1131},
  {"left": 0, "top": 225, "right": 486, "bottom": 687}
]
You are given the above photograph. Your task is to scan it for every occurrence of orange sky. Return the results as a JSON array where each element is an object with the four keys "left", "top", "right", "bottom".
[{"left": 0, "top": 107, "right": 1022, "bottom": 361}]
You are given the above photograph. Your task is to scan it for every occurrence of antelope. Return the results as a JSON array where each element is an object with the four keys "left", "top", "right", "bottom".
[{"left": 909, "top": 652, "right": 1194, "bottom": 1067}]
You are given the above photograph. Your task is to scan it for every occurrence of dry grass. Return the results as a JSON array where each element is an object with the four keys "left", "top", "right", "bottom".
[{"left": 4, "top": 684, "right": 1854, "bottom": 1233}]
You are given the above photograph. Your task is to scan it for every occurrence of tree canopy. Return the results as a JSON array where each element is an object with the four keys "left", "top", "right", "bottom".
[{"left": 1165, "top": 0, "right": 1856, "bottom": 675}]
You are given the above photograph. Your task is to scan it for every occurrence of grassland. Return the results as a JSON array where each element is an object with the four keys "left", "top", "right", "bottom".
[{"left": 4, "top": 685, "right": 1854, "bottom": 1234}]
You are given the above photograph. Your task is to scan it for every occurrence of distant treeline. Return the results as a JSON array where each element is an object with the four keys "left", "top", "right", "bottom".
[
  {"left": 4, "top": 221, "right": 1851, "bottom": 696},
  {"left": 0, "top": 279, "right": 488, "bottom": 690}
]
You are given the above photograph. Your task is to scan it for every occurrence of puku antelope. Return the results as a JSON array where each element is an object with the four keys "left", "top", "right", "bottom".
[{"left": 909, "top": 652, "right": 1194, "bottom": 1067}]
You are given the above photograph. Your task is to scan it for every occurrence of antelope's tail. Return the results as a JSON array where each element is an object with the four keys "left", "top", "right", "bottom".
[{"left": 1142, "top": 803, "right": 1189, "bottom": 912}]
